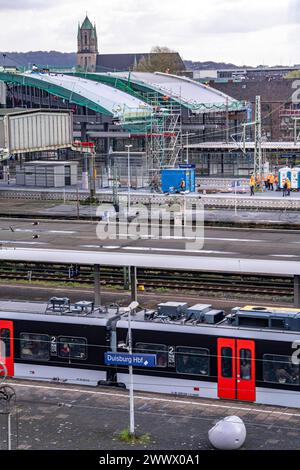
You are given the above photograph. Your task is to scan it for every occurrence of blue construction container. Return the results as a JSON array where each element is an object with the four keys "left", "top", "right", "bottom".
[{"left": 161, "top": 167, "right": 196, "bottom": 193}]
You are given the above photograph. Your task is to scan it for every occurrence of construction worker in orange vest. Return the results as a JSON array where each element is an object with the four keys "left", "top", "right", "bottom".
[
  {"left": 250, "top": 175, "right": 255, "bottom": 196},
  {"left": 266, "top": 174, "right": 272, "bottom": 190},
  {"left": 286, "top": 177, "right": 291, "bottom": 196},
  {"left": 269, "top": 174, "right": 275, "bottom": 191},
  {"left": 261, "top": 175, "right": 267, "bottom": 189}
]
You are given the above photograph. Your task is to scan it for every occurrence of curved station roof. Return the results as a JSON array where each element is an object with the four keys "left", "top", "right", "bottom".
[
  {"left": 0, "top": 70, "right": 245, "bottom": 117},
  {"left": 0, "top": 71, "right": 152, "bottom": 119},
  {"left": 74, "top": 71, "right": 245, "bottom": 114}
]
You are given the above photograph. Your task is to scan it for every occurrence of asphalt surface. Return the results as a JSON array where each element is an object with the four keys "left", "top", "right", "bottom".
[
  {"left": 0, "top": 218, "right": 299, "bottom": 261},
  {"left": 3, "top": 379, "right": 300, "bottom": 450}
]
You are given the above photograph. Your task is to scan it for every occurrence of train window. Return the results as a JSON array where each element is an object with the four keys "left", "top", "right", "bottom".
[
  {"left": 221, "top": 347, "right": 233, "bottom": 378},
  {"left": 20, "top": 333, "right": 50, "bottom": 361},
  {"left": 0, "top": 329, "right": 10, "bottom": 358},
  {"left": 176, "top": 347, "right": 209, "bottom": 376},
  {"left": 270, "top": 319, "right": 285, "bottom": 329},
  {"left": 135, "top": 343, "right": 167, "bottom": 368},
  {"left": 58, "top": 337, "right": 87, "bottom": 360},
  {"left": 263, "top": 354, "right": 299, "bottom": 385},
  {"left": 240, "top": 349, "right": 251, "bottom": 380}
]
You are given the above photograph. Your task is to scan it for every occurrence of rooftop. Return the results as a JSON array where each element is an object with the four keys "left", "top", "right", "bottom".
[
  {"left": 93, "top": 71, "right": 246, "bottom": 113},
  {"left": 0, "top": 108, "right": 70, "bottom": 117},
  {"left": 21, "top": 72, "right": 152, "bottom": 118}
]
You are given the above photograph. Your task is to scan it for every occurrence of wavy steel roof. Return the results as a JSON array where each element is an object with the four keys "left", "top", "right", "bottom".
[
  {"left": 0, "top": 71, "right": 152, "bottom": 119},
  {"left": 89, "top": 71, "right": 246, "bottom": 113}
]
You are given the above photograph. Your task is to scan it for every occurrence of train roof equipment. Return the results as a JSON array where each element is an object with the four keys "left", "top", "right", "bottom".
[
  {"left": 0, "top": 298, "right": 129, "bottom": 326},
  {"left": 157, "top": 302, "right": 188, "bottom": 320},
  {"left": 132, "top": 303, "right": 225, "bottom": 326},
  {"left": 122, "top": 303, "right": 300, "bottom": 334},
  {"left": 2, "top": 299, "right": 300, "bottom": 334},
  {"left": 229, "top": 305, "right": 300, "bottom": 331}
]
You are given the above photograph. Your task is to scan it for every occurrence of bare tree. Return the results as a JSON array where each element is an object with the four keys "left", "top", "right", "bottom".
[{"left": 134, "top": 46, "right": 185, "bottom": 74}]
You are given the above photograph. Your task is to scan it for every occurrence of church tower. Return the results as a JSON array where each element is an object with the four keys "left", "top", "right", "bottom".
[{"left": 77, "top": 15, "right": 98, "bottom": 72}]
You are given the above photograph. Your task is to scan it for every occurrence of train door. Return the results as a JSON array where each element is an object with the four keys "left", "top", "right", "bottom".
[
  {"left": 0, "top": 321, "right": 14, "bottom": 377},
  {"left": 217, "top": 338, "right": 255, "bottom": 402}
]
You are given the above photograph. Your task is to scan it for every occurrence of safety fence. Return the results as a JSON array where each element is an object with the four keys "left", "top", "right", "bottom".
[{"left": 0, "top": 188, "right": 300, "bottom": 210}]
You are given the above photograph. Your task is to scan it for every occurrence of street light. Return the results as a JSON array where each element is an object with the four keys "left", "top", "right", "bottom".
[
  {"left": 121, "top": 300, "right": 139, "bottom": 436},
  {"left": 125, "top": 145, "right": 133, "bottom": 213},
  {"left": 182, "top": 133, "right": 196, "bottom": 165}
]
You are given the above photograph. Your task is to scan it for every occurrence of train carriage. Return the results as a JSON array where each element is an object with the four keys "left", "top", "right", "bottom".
[
  {"left": 0, "top": 299, "right": 122, "bottom": 386},
  {"left": 115, "top": 303, "right": 300, "bottom": 408},
  {"left": 1, "top": 298, "right": 300, "bottom": 409}
]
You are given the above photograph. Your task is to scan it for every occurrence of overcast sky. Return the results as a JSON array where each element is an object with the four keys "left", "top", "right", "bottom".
[{"left": 0, "top": 0, "right": 299, "bottom": 65}]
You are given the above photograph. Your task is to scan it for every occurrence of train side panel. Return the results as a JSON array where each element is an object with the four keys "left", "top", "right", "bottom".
[
  {"left": 2, "top": 317, "right": 110, "bottom": 386},
  {"left": 115, "top": 323, "right": 300, "bottom": 407}
]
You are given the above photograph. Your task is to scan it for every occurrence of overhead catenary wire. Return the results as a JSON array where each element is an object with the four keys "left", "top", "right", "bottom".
[{"left": 189, "top": 88, "right": 299, "bottom": 143}]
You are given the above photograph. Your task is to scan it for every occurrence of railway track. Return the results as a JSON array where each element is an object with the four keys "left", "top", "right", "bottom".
[{"left": 0, "top": 261, "right": 293, "bottom": 299}]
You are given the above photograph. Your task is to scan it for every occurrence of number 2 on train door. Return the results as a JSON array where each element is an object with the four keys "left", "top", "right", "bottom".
[{"left": 217, "top": 338, "right": 255, "bottom": 402}]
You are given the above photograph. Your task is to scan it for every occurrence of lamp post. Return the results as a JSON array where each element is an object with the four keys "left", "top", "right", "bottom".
[
  {"left": 123, "top": 300, "right": 139, "bottom": 436},
  {"left": 125, "top": 144, "right": 133, "bottom": 213},
  {"left": 182, "top": 133, "right": 196, "bottom": 165},
  {"left": 91, "top": 148, "right": 96, "bottom": 199}
]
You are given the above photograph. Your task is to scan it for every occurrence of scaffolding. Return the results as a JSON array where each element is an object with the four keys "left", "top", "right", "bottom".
[
  {"left": 119, "top": 92, "right": 182, "bottom": 178},
  {"left": 145, "top": 92, "right": 182, "bottom": 171},
  {"left": 254, "top": 95, "right": 263, "bottom": 179}
]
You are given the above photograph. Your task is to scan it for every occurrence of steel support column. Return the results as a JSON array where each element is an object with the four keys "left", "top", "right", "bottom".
[
  {"left": 294, "top": 275, "right": 300, "bottom": 308},
  {"left": 130, "top": 266, "right": 137, "bottom": 303},
  {"left": 123, "top": 266, "right": 130, "bottom": 290},
  {"left": 94, "top": 264, "right": 101, "bottom": 306}
]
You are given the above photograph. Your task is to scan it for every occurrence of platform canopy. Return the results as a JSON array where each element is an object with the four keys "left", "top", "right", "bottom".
[
  {"left": 0, "top": 247, "right": 299, "bottom": 277},
  {"left": 74, "top": 71, "right": 246, "bottom": 114},
  {"left": 0, "top": 71, "right": 153, "bottom": 119}
]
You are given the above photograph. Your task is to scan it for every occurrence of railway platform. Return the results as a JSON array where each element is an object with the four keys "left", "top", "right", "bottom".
[
  {"left": 4, "top": 379, "right": 300, "bottom": 450},
  {"left": 1, "top": 183, "right": 300, "bottom": 211},
  {"left": 0, "top": 199, "right": 300, "bottom": 229}
]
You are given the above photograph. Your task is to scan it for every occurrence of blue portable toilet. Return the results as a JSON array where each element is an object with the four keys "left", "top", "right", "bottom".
[
  {"left": 161, "top": 166, "right": 196, "bottom": 193},
  {"left": 279, "top": 167, "right": 292, "bottom": 189}
]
